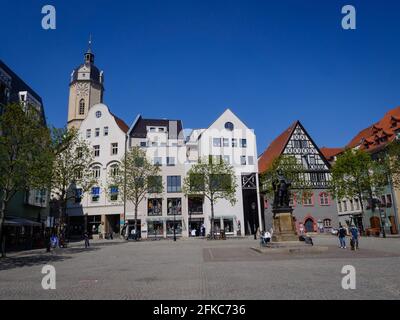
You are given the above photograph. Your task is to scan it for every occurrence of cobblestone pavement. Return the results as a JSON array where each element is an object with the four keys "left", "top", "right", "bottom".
[{"left": 1, "top": 235, "right": 400, "bottom": 300}]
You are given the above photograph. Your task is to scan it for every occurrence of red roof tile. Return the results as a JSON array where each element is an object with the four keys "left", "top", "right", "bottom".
[
  {"left": 347, "top": 106, "right": 400, "bottom": 153},
  {"left": 258, "top": 121, "right": 298, "bottom": 173},
  {"left": 110, "top": 112, "right": 129, "bottom": 133},
  {"left": 320, "top": 147, "right": 344, "bottom": 161}
]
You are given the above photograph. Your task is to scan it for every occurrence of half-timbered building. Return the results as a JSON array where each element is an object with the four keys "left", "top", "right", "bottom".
[{"left": 258, "top": 121, "right": 339, "bottom": 234}]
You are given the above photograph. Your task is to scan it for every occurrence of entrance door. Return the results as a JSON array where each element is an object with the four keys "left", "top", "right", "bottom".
[{"left": 304, "top": 218, "right": 314, "bottom": 232}]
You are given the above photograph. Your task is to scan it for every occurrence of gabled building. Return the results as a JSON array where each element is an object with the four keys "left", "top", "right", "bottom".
[
  {"left": 258, "top": 121, "right": 338, "bottom": 234},
  {"left": 186, "top": 109, "right": 262, "bottom": 237},
  {"left": 123, "top": 109, "right": 262, "bottom": 239},
  {"left": 326, "top": 106, "right": 400, "bottom": 234},
  {"left": 66, "top": 103, "right": 129, "bottom": 238}
]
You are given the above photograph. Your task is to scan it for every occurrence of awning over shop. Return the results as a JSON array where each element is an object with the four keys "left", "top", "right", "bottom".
[{"left": 4, "top": 216, "right": 42, "bottom": 227}]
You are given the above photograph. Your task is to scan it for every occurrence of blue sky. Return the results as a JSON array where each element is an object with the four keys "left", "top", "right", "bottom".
[{"left": 1, "top": 0, "right": 400, "bottom": 153}]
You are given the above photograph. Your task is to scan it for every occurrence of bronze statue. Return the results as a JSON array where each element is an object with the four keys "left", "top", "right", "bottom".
[{"left": 272, "top": 170, "right": 292, "bottom": 209}]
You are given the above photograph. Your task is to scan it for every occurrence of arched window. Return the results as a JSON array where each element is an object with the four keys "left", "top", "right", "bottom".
[
  {"left": 110, "top": 164, "right": 119, "bottom": 177},
  {"left": 319, "top": 192, "right": 330, "bottom": 206},
  {"left": 92, "top": 166, "right": 101, "bottom": 178},
  {"left": 79, "top": 99, "right": 85, "bottom": 115}
]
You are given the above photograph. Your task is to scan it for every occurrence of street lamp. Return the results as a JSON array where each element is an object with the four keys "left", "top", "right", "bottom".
[
  {"left": 379, "top": 204, "right": 387, "bottom": 239},
  {"left": 373, "top": 197, "right": 386, "bottom": 239},
  {"left": 169, "top": 202, "right": 177, "bottom": 242},
  {"left": 251, "top": 202, "right": 257, "bottom": 240}
]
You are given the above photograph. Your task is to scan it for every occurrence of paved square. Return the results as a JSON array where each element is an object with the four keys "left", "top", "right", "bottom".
[{"left": 1, "top": 236, "right": 400, "bottom": 300}]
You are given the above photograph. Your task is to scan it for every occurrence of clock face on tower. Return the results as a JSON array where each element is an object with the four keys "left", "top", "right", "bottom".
[{"left": 76, "top": 82, "right": 89, "bottom": 97}]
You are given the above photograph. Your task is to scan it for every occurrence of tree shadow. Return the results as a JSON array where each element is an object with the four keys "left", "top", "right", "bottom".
[
  {"left": 0, "top": 254, "right": 70, "bottom": 271},
  {"left": 0, "top": 247, "right": 101, "bottom": 271}
]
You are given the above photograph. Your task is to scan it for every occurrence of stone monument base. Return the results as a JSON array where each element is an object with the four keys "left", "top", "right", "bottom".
[{"left": 272, "top": 208, "right": 298, "bottom": 242}]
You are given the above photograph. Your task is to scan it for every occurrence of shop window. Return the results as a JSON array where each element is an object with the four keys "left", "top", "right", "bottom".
[
  {"left": 167, "top": 198, "right": 182, "bottom": 215},
  {"left": 148, "top": 221, "right": 163, "bottom": 236},
  {"left": 213, "top": 219, "right": 221, "bottom": 234},
  {"left": 88, "top": 215, "right": 102, "bottom": 234},
  {"left": 223, "top": 219, "right": 234, "bottom": 233},
  {"left": 166, "top": 220, "right": 182, "bottom": 236},
  {"left": 148, "top": 198, "right": 162, "bottom": 216},
  {"left": 188, "top": 197, "right": 203, "bottom": 214}
]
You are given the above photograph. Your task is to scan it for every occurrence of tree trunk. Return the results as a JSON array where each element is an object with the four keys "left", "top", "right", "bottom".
[
  {"left": 210, "top": 197, "right": 214, "bottom": 239},
  {"left": 134, "top": 203, "right": 138, "bottom": 241},
  {"left": 358, "top": 191, "right": 365, "bottom": 233},
  {"left": 0, "top": 197, "right": 8, "bottom": 258}
]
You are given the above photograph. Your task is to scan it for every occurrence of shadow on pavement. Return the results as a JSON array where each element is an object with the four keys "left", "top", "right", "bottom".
[
  {"left": 0, "top": 247, "right": 101, "bottom": 271},
  {"left": 0, "top": 254, "right": 70, "bottom": 271}
]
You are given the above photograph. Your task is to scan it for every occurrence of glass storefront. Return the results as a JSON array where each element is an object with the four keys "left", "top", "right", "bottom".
[
  {"left": 147, "top": 220, "right": 164, "bottom": 237},
  {"left": 166, "top": 220, "right": 182, "bottom": 236},
  {"left": 223, "top": 218, "right": 234, "bottom": 233},
  {"left": 88, "top": 215, "right": 102, "bottom": 235}
]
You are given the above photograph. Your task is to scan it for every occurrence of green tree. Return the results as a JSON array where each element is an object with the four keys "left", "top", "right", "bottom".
[
  {"left": 108, "top": 146, "right": 163, "bottom": 238},
  {"left": 0, "top": 103, "right": 53, "bottom": 257},
  {"left": 383, "top": 139, "right": 400, "bottom": 189},
  {"left": 50, "top": 127, "right": 96, "bottom": 228},
  {"left": 183, "top": 156, "right": 237, "bottom": 238},
  {"left": 260, "top": 155, "right": 310, "bottom": 202},
  {"left": 330, "top": 148, "right": 388, "bottom": 218}
]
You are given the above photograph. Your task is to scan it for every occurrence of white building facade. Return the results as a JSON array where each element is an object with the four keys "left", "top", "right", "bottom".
[
  {"left": 125, "top": 109, "right": 262, "bottom": 239},
  {"left": 66, "top": 103, "right": 129, "bottom": 238}
]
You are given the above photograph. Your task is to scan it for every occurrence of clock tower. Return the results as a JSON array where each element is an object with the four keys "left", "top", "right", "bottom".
[{"left": 67, "top": 40, "right": 104, "bottom": 129}]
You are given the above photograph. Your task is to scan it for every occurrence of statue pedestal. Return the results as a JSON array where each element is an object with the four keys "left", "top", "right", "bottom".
[{"left": 272, "top": 208, "right": 298, "bottom": 242}]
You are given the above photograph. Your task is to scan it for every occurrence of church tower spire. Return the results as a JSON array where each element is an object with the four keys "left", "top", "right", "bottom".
[
  {"left": 85, "top": 34, "right": 95, "bottom": 64},
  {"left": 67, "top": 37, "right": 104, "bottom": 129}
]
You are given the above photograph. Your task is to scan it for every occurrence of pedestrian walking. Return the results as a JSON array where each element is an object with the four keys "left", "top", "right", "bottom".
[
  {"left": 84, "top": 231, "right": 90, "bottom": 248},
  {"left": 338, "top": 223, "right": 347, "bottom": 249},
  {"left": 350, "top": 225, "right": 359, "bottom": 250}
]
